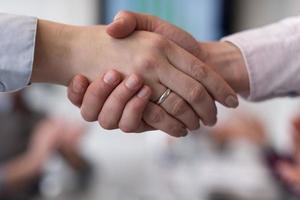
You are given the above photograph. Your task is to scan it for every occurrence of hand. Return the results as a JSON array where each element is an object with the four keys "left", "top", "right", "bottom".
[
  {"left": 3, "top": 119, "right": 63, "bottom": 188},
  {"left": 292, "top": 116, "right": 300, "bottom": 159},
  {"left": 68, "top": 72, "right": 155, "bottom": 134},
  {"left": 211, "top": 112, "right": 266, "bottom": 146},
  {"left": 67, "top": 60, "right": 238, "bottom": 137},
  {"left": 28, "top": 20, "right": 239, "bottom": 137},
  {"left": 60, "top": 18, "right": 238, "bottom": 136},
  {"left": 68, "top": 71, "right": 200, "bottom": 137},
  {"left": 106, "top": 10, "right": 250, "bottom": 94},
  {"left": 28, "top": 119, "right": 63, "bottom": 162},
  {"left": 277, "top": 162, "right": 300, "bottom": 193}
]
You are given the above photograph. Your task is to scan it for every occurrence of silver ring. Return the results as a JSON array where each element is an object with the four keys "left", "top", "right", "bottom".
[{"left": 156, "top": 88, "right": 171, "bottom": 105}]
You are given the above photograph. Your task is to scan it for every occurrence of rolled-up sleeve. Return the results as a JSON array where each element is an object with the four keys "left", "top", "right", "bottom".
[
  {"left": 222, "top": 17, "right": 300, "bottom": 101},
  {"left": 0, "top": 13, "right": 37, "bottom": 92}
]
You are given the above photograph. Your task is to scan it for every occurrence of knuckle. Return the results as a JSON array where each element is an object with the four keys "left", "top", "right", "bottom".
[
  {"left": 214, "top": 81, "right": 227, "bottom": 98},
  {"left": 149, "top": 34, "right": 168, "bottom": 50},
  {"left": 130, "top": 101, "right": 144, "bottom": 113},
  {"left": 148, "top": 14, "right": 161, "bottom": 22},
  {"left": 188, "top": 85, "right": 206, "bottom": 103},
  {"left": 111, "top": 90, "right": 126, "bottom": 103},
  {"left": 136, "top": 55, "right": 156, "bottom": 72},
  {"left": 147, "top": 106, "right": 165, "bottom": 123},
  {"left": 190, "top": 59, "right": 207, "bottom": 80},
  {"left": 170, "top": 98, "right": 188, "bottom": 116}
]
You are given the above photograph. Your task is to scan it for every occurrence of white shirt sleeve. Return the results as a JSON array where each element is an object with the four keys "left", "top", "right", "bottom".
[
  {"left": 222, "top": 16, "right": 300, "bottom": 101},
  {"left": 0, "top": 13, "right": 37, "bottom": 92}
]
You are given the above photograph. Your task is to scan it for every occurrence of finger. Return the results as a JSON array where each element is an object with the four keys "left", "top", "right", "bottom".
[
  {"left": 161, "top": 91, "right": 200, "bottom": 130},
  {"left": 98, "top": 74, "right": 143, "bottom": 130},
  {"left": 118, "top": 86, "right": 153, "bottom": 133},
  {"left": 121, "top": 120, "right": 154, "bottom": 133},
  {"left": 80, "top": 70, "right": 122, "bottom": 122},
  {"left": 106, "top": 11, "right": 137, "bottom": 38},
  {"left": 151, "top": 83, "right": 200, "bottom": 130},
  {"left": 166, "top": 42, "right": 239, "bottom": 108},
  {"left": 158, "top": 62, "right": 217, "bottom": 126},
  {"left": 67, "top": 75, "right": 90, "bottom": 107},
  {"left": 143, "top": 102, "right": 188, "bottom": 137},
  {"left": 106, "top": 11, "right": 201, "bottom": 56}
]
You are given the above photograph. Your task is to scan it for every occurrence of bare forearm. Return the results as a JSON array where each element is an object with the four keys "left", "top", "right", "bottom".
[
  {"left": 2, "top": 153, "right": 42, "bottom": 189},
  {"left": 31, "top": 20, "right": 106, "bottom": 86},
  {"left": 31, "top": 20, "right": 74, "bottom": 85}
]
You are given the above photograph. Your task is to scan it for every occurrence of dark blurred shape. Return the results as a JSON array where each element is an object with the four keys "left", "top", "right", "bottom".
[
  {"left": 212, "top": 111, "right": 300, "bottom": 199},
  {"left": 0, "top": 90, "right": 92, "bottom": 200},
  {"left": 209, "top": 190, "right": 244, "bottom": 200}
]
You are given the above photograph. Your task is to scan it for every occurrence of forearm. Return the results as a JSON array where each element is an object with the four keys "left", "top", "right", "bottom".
[
  {"left": 32, "top": 19, "right": 77, "bottom": 85},
  {"left": 1, "top": 152, "right": 42, "bottom": 189},
  {"left": 200, "top": 41, "right": 250, "bottom": 94},
  {"left": 31, "top": 20, "right": 108, "bottom": 86}
]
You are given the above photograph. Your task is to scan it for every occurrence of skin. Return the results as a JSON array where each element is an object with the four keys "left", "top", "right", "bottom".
[
  {"left": 2, "top": 119, "right": 86, "bottom": 191},
  {"left": 211, "top": 112, "right": 266, "bottom": 146},
  {"left": 31, "top": 19, "right": 238, "bottom": 137},
  {"left": 67, "top": 10, "right": 248, "bottom": 136},
  {"left": 277, "top": 116, "right": 300, "bottom": 193}
]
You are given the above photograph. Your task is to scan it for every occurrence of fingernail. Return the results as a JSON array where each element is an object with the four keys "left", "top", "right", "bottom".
[
  {"left": 125, "top": 74, "right": 140, "bottom": 90},
  {"left": 225, "top": 95, "right": 239, "bottom": 108},
  {"left": 103, "top": 70, "right": 119, "bottom": 85},
  {"left": 181, "top": 128, "right": 188, "bottom": 137},
  {"left": 73, "top": 79, "right": 84, "bottom": 93},
  {"left": 137, "top": 86, "right": 150, "bottom": 98}
]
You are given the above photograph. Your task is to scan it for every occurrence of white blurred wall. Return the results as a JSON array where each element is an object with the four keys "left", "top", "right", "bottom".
[
  {"left": 233, "top": 0, "right": 300, "bottom": 30},
  {"left": 0, "top": 0, "right": 99, "bottom": 24}
]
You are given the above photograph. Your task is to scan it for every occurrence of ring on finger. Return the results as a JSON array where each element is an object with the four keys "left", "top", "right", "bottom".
[{"left": 156, "top": 88, "right": 171, "bottom": 105}]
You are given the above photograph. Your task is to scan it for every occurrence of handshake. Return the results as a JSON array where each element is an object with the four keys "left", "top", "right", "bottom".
[{"left": 32, "top": 11, "right": 250, "bottom": 137}]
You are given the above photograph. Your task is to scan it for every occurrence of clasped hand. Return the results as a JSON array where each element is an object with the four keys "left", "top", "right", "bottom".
[{"left": 65, "top": 11, "right": 239, "bottom": 137}]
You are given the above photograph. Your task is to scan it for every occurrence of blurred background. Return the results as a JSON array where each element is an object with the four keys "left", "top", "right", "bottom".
[{"left": 1, "top": 0, "right": 300, "bottom": 200}]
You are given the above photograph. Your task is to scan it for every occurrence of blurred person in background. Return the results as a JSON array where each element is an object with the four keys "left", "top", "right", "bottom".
[
  {"left": 276, "top": 115, "right": 300, "bottom": 198},
  {"left": 213, "top": 112, "right": 300, "bottom": 199},
  {"left": 0, "top": 91, "right": 91, "bottom": 200}
]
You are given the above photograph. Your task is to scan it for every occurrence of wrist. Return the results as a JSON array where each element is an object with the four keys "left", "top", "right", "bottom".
[
  {"left": 200, "top": 42, "right": 249, "bottom": 94},
  {"left": 32, "top": 19, "right": 78, "bottom": 86},
  {"left": 67, "top": 25, "right": 108, "bottom": 81}
]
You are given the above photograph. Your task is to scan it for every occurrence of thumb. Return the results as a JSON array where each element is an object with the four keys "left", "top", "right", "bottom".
[
  {"left": 106, "top": 11, "right": 138, "bottom": 38},
  {"left": 107, "top": 11, "right": 201, "bottom": 58}
]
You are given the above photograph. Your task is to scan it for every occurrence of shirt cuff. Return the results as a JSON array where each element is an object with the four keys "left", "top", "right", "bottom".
[
  {"left": 222, "top": 17, "right": 300, "bottom": 101},
  {"left": 0, "top": 13, "right": 37, "bottom": 92}
]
